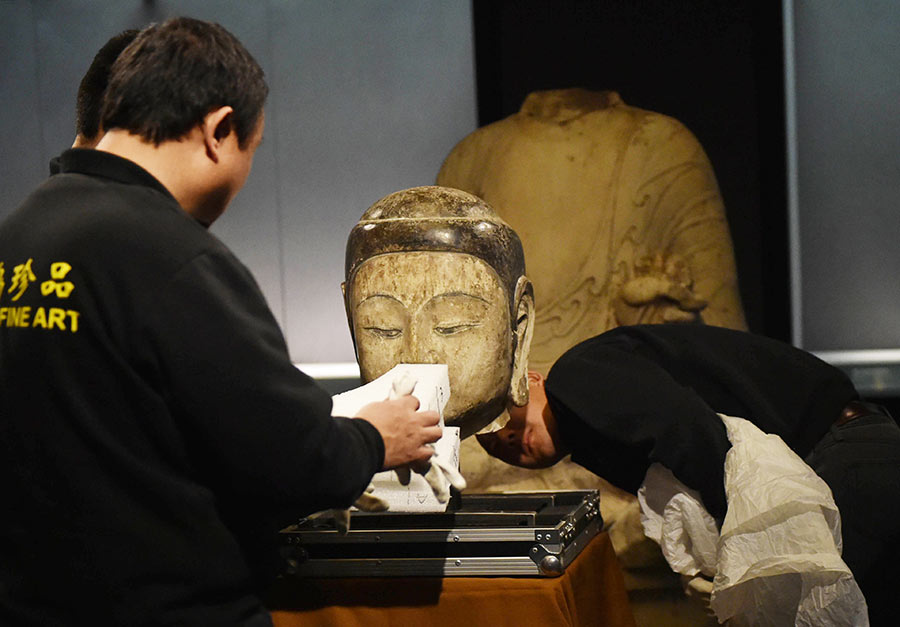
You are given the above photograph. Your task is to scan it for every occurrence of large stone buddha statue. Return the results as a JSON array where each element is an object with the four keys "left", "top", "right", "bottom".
[
  {"left": 434, "top": 89, "right": 748, "bottom": 572},
  {"left": 437, "top": 88, "right": 747, "bottom": 374},
  {"left": 343, "top": 185, "right": 534, "bottom": 440}
]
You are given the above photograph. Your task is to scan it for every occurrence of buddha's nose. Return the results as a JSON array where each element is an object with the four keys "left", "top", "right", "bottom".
[{"left": 403, "top": 328, "right": 439, "bottom": 364}]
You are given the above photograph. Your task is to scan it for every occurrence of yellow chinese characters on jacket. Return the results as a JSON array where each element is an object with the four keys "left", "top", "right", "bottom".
[{"left": 0, "top": 258, "right": 80, "bottom": 332}]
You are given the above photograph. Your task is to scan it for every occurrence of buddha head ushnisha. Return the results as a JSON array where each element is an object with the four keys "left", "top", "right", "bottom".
[{"left": 343, "top": 186, "right": 534, "bottom": 439}]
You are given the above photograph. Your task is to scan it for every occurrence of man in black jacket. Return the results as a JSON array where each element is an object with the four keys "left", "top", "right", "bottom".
[
  {"left": 0, "top": 17, "right": 440, "bottom": 626},
  {"left": 478, "top": 323, "right": 900, "bottom": 621}
]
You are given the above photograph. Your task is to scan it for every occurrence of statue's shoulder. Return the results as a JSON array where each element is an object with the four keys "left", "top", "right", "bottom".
[
  {"left": 615, "top": 104, "right": 706, "bottom": 162},
  {"left": 518, "top": 88, "right": 623, "bottom": 120}
]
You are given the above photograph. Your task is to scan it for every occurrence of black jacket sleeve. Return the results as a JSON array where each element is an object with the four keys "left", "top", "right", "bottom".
[{"left": 142, "top": 250, "right": 383, "bottom": 518}]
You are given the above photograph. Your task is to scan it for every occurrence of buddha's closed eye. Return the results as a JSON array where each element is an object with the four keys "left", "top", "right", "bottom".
[
  {"left": 434, "top": 322, "right": 481, "bottom": 336},
  {"left": 364, "top": 326, "right": 402, "bottom": 339}
]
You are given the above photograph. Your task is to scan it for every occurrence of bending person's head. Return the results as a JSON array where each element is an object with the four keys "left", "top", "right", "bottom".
[
  {"left": 476, "top": 371, "right": 568, "bottom": 469},
  {"left": 344, "top": 186, "right": 534, "bottom": 438}
]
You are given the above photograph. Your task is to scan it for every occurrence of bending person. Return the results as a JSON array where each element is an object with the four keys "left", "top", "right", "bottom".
[{"left": 478, "top": 323, "right": 900, "bottom": 622}]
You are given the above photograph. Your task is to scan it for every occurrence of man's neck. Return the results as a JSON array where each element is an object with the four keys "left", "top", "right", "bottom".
[{"left": 94, "top": 129, "right": 207, "bottom": 217}]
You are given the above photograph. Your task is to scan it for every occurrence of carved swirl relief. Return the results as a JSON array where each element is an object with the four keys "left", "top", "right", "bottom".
[{"left": 526, "top": 145, "right": 727, "bottom": 371}]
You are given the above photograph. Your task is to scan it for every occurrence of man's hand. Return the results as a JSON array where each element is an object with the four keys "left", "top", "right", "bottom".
[
  {"left": 476, "top": 371, "right": 568, "bottom": 469},
  {"left": 355, "top": 396, "right": 442, "bottom": 469}
]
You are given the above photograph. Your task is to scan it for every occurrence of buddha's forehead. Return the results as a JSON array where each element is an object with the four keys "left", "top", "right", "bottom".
[{"left": 350, "top": 251, "right": 506, "bottom": 308}]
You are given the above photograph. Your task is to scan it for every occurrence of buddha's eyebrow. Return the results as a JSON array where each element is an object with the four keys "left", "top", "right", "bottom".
[
  {"left": 359, "top": 293, "right": 404, "bottom": 305},
  {"left": 431, "top": 291, "right": 489, "bottom": 304}
]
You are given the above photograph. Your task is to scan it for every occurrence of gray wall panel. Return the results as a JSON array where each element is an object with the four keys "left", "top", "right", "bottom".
[
  {"left": 29, "top": 1, "right": 153, "bottom": 167},
  {"left": 792, "top": 0, "right": 900, "bottom": 352},
  {"left": 269, "top": 0, "right": 477, "bottom": 362},
  {"left": 0, "top": 1, "right": 45, "bottom": 211}
]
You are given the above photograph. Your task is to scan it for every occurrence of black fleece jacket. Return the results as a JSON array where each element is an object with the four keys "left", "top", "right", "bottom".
[
  {"left": 0, "top": 149, "right": 382, "bottom": 625},
  {"left": 545, "top": 324, "right": 857, "bottom": 520}
]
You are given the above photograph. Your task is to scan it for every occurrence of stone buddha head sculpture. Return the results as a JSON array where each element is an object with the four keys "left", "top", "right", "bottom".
[{"left": 343, "top": 186, "right": 534, "bottom": 439}]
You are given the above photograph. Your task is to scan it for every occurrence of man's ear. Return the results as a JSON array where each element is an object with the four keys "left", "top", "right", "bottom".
[
  {"left": 509, "top": 276, "right": 535, "bottom": 407},
  {"left": 201, "top": 106, "right": 235, "bottom": 163}
]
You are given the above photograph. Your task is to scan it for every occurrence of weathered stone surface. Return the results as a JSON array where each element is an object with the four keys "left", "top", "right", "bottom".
[{"left": 343, "top": 186, "right": 534, "bottom": 439}]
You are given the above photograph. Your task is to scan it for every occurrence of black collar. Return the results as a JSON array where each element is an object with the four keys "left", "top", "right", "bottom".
[
  {"left": 58, "top": 149, "right": 177, "bottom": 203},
  {"left": 48, "top": 154, "right": 62, "bottom": 175}
]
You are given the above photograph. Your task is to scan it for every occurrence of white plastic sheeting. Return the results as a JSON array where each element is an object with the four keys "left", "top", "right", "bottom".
[{"left": 639, "top": 414, "right": 868, "bottom": 626}]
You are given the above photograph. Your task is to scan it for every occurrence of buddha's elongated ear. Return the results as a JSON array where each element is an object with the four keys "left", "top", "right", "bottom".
[
  {"left": 340, "top": 280, "right": 357, "bottom": 354},
  {"left": 509, "top": 276, "right": 535, "bottom": 406}
]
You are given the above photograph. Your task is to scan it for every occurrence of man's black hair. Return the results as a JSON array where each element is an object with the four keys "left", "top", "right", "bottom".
[
  {"left": 75, "top": 29, "right": 140, "bottom": 141},
  {"left": 101, "top": 17, "right": 268, "bottom": 148}
]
